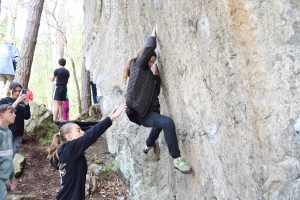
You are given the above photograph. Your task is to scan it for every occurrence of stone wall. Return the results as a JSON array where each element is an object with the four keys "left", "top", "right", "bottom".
[{"left": 83, "top": 0, "right": 300, "bottom": 199}]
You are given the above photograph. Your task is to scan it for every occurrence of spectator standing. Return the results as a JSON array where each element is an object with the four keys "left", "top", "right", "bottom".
[
  {"left": 48, "top": 58, "right": 70, "bottom": 121},
  {"left": 0, "top": 82, "right": 31, "bottom": 155},
  {"left": 0, "top": 36, "right": 19, "bottom": 98}
]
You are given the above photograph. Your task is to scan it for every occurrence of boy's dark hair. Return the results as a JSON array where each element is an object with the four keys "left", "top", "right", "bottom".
[
  {"left": 0, "top": 104, "right": 15, "bottom": 113},
  {"left": 58, "top": 58, "right": 66, "bottom": 66}
]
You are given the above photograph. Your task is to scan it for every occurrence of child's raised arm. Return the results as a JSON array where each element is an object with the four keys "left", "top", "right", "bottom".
[{"left": 68, "top": 104, "right": 126, "bottom": 159}]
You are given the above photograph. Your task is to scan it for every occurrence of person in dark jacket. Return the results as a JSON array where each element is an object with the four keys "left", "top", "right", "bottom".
[
  {"left": 47, "top": 104, "right": 126, "bottom": 200},
  {"left": 0, "top": 82, "right": 30, "bottom": 156},
  {"left": 123, "top": 28, "right": 192, "bottom": 174}
]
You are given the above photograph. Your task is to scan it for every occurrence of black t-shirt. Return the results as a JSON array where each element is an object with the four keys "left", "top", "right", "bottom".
[{"left": 54, "top": 67, "right": 70, "bottom": 86}]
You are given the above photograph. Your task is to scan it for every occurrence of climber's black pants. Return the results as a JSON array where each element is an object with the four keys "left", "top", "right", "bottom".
[{"left": 139, "top": 110, "right": 181, "bottom": 158}]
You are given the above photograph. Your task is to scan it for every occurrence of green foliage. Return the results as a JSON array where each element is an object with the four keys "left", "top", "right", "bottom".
[
  {"left": 102, "top": 159, "right": 119, "bottom": 172},
  {"left": 92, "top": 153, "right": 101, "bottom": 164},
  {"left": 92, "top": 153, "right": 119, "bottom": 172}
]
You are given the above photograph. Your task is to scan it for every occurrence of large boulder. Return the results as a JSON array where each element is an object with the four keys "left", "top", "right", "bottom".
[
  {"left": 13, "top": 153, "right": 26, "bottom": 178},
  {"left": 24, "top": 101, "right": 59, "bottom": 146},
  {"left": 89, "top": 103, "right": 102, "bottom": 119}
]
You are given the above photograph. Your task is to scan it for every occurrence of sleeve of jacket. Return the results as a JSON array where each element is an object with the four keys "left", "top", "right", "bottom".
[
  {"left": 13, "top": 47, "right": 19, "bottom": 69},
  {"left": 23, "top": 105, "right": 31, "bottom": 120},
  {"left": 135, "top": 36, "right": 156, "bottom": 69},
  {"left": 0, "top": 98, "right": 9, "bottom": 105},
  {"left": 154, "top": 75, "right": 161, "bottom": 95},
  {"left": 67, "top": 117, "right": 113, "bottom": 160}
]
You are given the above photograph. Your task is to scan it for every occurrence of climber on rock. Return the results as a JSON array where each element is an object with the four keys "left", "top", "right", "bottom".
[{"left": 123, "top": 27, "right": 193, "bottom": 174}]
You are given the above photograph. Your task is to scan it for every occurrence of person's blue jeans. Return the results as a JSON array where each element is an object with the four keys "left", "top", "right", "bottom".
[
  {"left": 90, "top": 81, "right": 98, "bottom": 104},
  {"left": 139, "top": 110, "right": 181, "bottom": 158}
]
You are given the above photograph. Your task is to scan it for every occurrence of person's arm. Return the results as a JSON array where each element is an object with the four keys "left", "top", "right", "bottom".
[
  {"left": 23, "top": 102, "right": 31, "bottom": 120},
  {"left": 135, "top": 28, "right": 157, "bottom": 69},
  {"left": 68, "top": 104, "right": 126, "bottom": 159},
  {"left": 47, "top": 75, "right": 56, "bottom": 82},
  {"left": 13, "top": 47, "right": 19, "bottom": 70},
  {"left": 11, "top": 95, "right": 26, "bottom": 108},
  {"left": 9, "top": 169, "right": 16, "bottom": 190},
  {"left": 48, "top": 69, "right": 57, "bottom": 82}
]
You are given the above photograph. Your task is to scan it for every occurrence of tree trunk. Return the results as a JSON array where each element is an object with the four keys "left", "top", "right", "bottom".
[
  {"left": 44, "top": 1, "right": 57, "bottom": 70},
  {"left": 65, "top": 42, "right": 82, "bottom": 114},
  {"left": 14, "top": 0, "right": 44, "bottom": 88},
  {"left": 81, "top": 57, "right": 91, "bottom": 114},
  {"left": 6, "top": 0, "right": 12, "bottom": 36},
  {"left": 57, "top": 0, "right": 66, "bottom": 58}
]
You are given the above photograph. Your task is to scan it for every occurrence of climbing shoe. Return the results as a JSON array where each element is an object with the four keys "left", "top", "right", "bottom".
[
  {"left": 143, "top": 146, "right": 153, "bottom": 154},
  {"left": 174, "top": 158, "right": 193, "bottom": 174}
]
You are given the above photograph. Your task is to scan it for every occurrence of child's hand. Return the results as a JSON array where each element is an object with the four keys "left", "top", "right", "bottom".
[
  {"left": 10, "top": 179, "right": 17, "bottom": 190},
  {"left": 151, "top": 27, "right": 157, "bottom": 37},
  {"left": 110, "top": 104, "right": 127, "bottom": 121},
  {"left": 151, "top": 63, "right": 159, "bottom": 75}
]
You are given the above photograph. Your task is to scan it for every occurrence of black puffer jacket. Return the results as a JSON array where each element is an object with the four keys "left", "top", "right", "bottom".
[
  {"left": 0, "top": 97, "right": 31, "bottom": 137},
  {"left": 126, "top": 36, "right": 156, "bottom": 117}
]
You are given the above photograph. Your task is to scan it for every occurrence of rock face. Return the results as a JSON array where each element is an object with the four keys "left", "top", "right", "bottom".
[{"left": 83, "top": 0, "right": 300, "bottom": 199}]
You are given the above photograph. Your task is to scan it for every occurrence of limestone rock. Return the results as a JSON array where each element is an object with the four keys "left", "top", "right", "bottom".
[
  {"left": 89, "top": 104, "right": 102, "bottom": 119},
  {"left": 83, "top": 0, "right": 300, "bottom": 199},
  {"left": 24, "top": 101, "right": 59, "bottom": 146},
  {"left": 13, "top": 153, "right": 26, "bottom": 178}
]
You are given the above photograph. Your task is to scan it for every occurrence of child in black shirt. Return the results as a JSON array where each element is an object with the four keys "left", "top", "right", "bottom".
[{"left": 48, "top": 104, "right": 126, "bottom": 200}]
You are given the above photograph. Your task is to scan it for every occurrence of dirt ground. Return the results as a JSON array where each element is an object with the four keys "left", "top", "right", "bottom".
[{"left": 9, "top": 132, "right": 129, "bottom": 200}]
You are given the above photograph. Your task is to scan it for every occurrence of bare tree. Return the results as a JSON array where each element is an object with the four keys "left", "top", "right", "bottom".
[
  {"left": 44, "top": 0, "right": 57, "bottom": 70},
  {"left": 81, "top": 57, "right": 91, "bottom": 114},
  {"left": 56, "top": 0, "right": 66, "bottom": 58},
  {"left": 4, "top": 0, "right": 18, "bottom": 37},
  {"left": 6, "top": 0, "right": 12, "bottom": 36},
  {"left": 43, "top": 0, "right": 82, "bottom": 114},
  {"left": 65, "top": 40, "right": 82, "bottom": 114},
  {"left": 14, "top": 0, "right": 44, "bottom": 88}
]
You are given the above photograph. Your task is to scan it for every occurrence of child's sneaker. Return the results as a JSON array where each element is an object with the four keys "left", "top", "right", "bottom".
[
  {"left": 174, "top": 158, "right": 193, "bottom": 174},
  {"left": 143, "top": 146, "right": 153, "bottom": 154}
]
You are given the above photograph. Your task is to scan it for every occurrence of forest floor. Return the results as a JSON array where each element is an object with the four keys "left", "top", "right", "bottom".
[{"left": 9, "top": 132, "right": 130, "bottom": 200}]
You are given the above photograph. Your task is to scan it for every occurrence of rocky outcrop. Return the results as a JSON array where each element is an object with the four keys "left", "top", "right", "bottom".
[
  {"left": 24, "top": 101, "right": 59, "bottom": 145},
  {"left": 13, "top": 153, "right": 26, "bottom": 178},
  {"left": 83, "top": 0, "right": 300, "bottom": 199}
]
